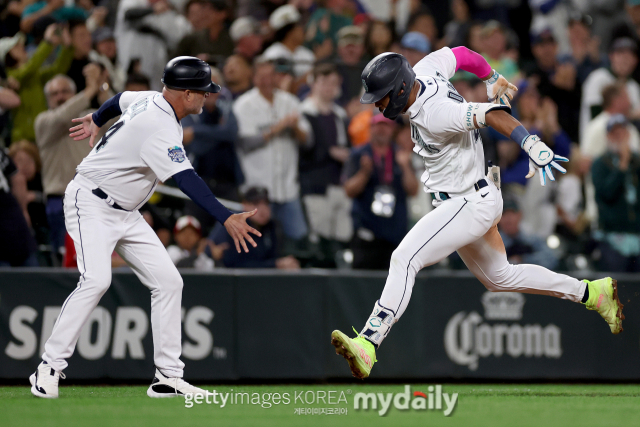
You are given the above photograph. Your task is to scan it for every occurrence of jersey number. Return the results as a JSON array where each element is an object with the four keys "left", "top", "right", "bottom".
[{"left": 95, "top": 121, "right": 124, "bottom": 153}]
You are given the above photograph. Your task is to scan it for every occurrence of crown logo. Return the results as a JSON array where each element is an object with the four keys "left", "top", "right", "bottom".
[{"left": 481, "top": 292, "right": 525, "bottom": 320}]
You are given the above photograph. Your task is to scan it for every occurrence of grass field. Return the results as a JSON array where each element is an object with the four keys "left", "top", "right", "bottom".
[{"left": 1, "top": 383, "right": 639, "bottom": 427}]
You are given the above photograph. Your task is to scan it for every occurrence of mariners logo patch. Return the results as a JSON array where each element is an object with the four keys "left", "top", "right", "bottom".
[{"left": 168, "top": 146, "right": 186, "bottom": 163}]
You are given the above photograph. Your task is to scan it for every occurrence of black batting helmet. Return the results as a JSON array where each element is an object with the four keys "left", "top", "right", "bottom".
[
  {"left": 161, "top": 56, "right": 221, "bottom": 93},
  {"left": 360, "top": 52, "right": 415, "bottom": 120}
]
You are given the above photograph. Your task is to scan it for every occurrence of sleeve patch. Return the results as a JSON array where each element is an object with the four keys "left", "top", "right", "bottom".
[{"left": 168, "top": 146, "right": 186, "bottom": 163}]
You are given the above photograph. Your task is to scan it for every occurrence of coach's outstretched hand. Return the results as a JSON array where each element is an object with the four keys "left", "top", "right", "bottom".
[
  {"left": 69, "top": 113, "right": 100, "bottom": 147},
  {"left": 224, "top": 210, "right": 262, "bottom": 253}
]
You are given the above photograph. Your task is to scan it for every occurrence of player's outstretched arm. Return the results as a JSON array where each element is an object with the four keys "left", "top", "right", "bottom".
[
  {"left": 451, "top": 46, "right": 517, "bottom": 107},
  {"left": 484, "top": 110, "right": 568, "bottom": 186},
  {"left": 173, "top": 169, "right": 262, "bottom": 253},
  {"left": 69, "top": 92, "right": 123, "bottom": 147}
]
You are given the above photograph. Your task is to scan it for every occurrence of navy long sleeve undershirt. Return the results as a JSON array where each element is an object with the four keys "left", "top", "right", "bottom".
[
  {"left": 173, "top": 169, "right": 233, "bottom": 224},
  {"left": 92, "top": 93, "right": 123, "bottom": 127}
]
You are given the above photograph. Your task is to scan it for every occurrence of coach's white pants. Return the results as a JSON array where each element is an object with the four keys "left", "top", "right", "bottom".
[
  {"left": 42, "top": 176, "right": 185, "bottom": 377},
  {"left": 379, "top": 180, "right": 586, "bottom": 320}
]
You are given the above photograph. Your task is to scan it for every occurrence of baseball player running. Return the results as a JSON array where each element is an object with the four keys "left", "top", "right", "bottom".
[
  {"left": 331, "top": 47, "right": 625, "bottom": 379},
  {"left": 30, "top": 57, "right": 261, "bottom": 398}
]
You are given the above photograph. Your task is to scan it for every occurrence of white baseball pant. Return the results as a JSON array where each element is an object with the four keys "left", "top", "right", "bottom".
[
  {"left": 379, "top": 179, "right": 586, "bottom": 321},
  {"left": 42, "top": 175, "right": 185, "bottom": 377}
]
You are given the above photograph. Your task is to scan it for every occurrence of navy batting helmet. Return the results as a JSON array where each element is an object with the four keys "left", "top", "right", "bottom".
[
  {"left": 360, "top": 53, "right": 415, "bottom": 120},
  {"left": 161, "top": 56, "right": 221, "bottom": 93}
]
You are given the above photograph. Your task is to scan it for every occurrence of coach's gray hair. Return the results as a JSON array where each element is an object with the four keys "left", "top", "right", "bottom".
[{"left": 44, "top": 74, "right": 77, "bottom": 97}]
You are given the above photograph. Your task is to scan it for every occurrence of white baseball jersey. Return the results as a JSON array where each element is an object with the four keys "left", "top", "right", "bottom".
[
  {"left": 406, "top": 47, "right": 485, "bottom": 195},
  {"left": 76, "top": 91, "right": 193, "bottom": 210}
]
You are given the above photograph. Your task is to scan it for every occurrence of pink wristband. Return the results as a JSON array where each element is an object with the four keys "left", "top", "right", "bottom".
[{"left": 451, "top": 46, "right": 492, "bottom": 80}]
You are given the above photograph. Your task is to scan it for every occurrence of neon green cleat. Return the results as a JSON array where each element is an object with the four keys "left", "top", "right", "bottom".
[
  {"left": 331, "top": 329, "right": 377, "bottom": 379},
  {"left": 583, "top": 277, "right": 624, "bottom": 334}
]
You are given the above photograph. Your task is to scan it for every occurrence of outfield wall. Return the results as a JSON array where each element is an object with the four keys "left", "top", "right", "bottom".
[{"left": 0, "top": 269, "right": 638, "bottom": 381}]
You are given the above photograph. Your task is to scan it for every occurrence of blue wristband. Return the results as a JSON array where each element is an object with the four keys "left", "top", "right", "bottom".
[{"left": 510, "top": 125, "right": 530, "bottom": 148}]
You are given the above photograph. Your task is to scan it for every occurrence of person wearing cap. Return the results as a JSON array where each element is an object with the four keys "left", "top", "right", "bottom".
[
  {"left": 211, "top": 186, "right": 300, "bottom": 269},
  {"left": 591, "top": 113, "right": 640, "bottom": 272},
  {"left": 174, "top": 0, "right": 234, "bottom": 62},
  {"left": 89, "top": 26, "right": 126, "bottom": 92},
  {"left": 230, "top": 16, "right": 263, "bottom": 60},
  {"left": 400, "top": 31, "right": 430, "bottom": 67},
  {"left": 334, "top": 25, "right": 367, "bottom": 106},
  {"left": 233, "top": 57, "right": 311, "bottom": 241},
  {"left": 31, "top": 57, "right": 260, "bottom": 399},
  {"left": 567, "top": 12, "right": 603, "bottom": 85},
  {"left": 263, "top": 4, "right": 315, "bottom": 78},
  {"left": 343, "top": 113, "right": 419, "bottom": 269},
  {"left": 580, "top": 37, "right": 640, "bottom": 139},
  {"left": 3, "top": 25, "right": 74, "bottom": 143},
  {"left": 167, "top": 215, "right": 226, "bottom": 270},
  {"left": 582, "top": 82, "right": 640, "bottom": 161},
  {"left": 300, "top": 63, "right": 352, "bottom": 252},
  {"left": 525, "top": 26, "right": 581, "bottom": 142},
  {"left": 498, "top": 198, "right": 558, "bottom": 269}
]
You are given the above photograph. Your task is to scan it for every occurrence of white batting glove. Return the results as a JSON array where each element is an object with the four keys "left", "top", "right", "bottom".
[
  {"left": 522, "top": 135, "right": 568, "bottom": 186},
  {"left": 485, "top": 70, "right": 518, "bottom": 108}
]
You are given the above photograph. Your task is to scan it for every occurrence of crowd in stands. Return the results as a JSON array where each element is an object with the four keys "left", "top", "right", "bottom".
[{"left": 2, "top": 0, "right": 640, "bottom": 273}]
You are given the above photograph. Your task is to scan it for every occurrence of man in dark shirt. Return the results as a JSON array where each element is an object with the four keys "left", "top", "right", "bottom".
[
  {"left": 211, "top": 187, "right": 300, "bottom": 269},
  {"left": 343, "top": 114, "right": 419, "bottom": 270},
  {"left": 333, "top": 26, "right": 367, "bottom": 107},
  {"left": 66, "top": 19, "right": 93, "bottom": 92},
  {"left": 174, "top": 0, "right": 234, "bottom": 66}
]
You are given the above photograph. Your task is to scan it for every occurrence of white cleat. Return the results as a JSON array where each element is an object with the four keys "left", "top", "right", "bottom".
[
  {"left": 147, "top": 369, "right": 207, "bottom": 398},
  {"left": 29, "top": 361, "right": 65, "bottom": 399}
]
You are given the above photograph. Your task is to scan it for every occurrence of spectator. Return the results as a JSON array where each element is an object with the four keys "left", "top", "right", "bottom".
[
  {"left": 305, "top": 0, "right": 353, "bottom": 61},
  {"left": 20, "top": 0, "right": 87, "bottom": 35},
  {"left": 263, "top": 4, "right": 315, "bottom": 78},
  {"left": 580, "top": 37, "right": 640, "bottom": 139},
  {"left": 182, "top": 66, "right": 242, "bottom": 230},
  {"left": 300, "top": 63, "right": 352, "bottom": 251},
  {"left": 35, "top": 69, "right": 110, "bottom": 256},
  {"left": 333, "top": 25, "right": 366, "bottom": 107},
  {"left": 115, "top": 0, "right": 192, "bottom": 91},
  {"left": 582, "top": 83, "right": 640, "bottom": 161},
  {"left": 400, "top": 31, "right": 430, "bottom": 67},
  {"left": 90, "top": 27, "right": 126, "bottom": 92},
  {"left": 0, "top": 84, "right": 21, "bottom": 147},
  {"left": 211, "top": 187, "right": 300, "bottom": 269},
  {"left": 174, "top": 0, "right": 233, "bottom": 65},
  {"left": 8, "top": 140, "right": 47, "bottom": 244},
  {"left": 405, "top": 11, "right": 438, "bottom": 49},
  {"left": 222, "top": 54, "right": 253, "bottom": 100},
  {"left": 344, "top": 114, "right": 419, "bottom": 270},
  {"left": 65, "top": 19, "right": 95, "bottom": 92},
  {"left": 233, "top": 58, "right": 311, "bottom": 241},
  {"left": 3, "top": 24, "right": 73, "bottom": 142},
  {"left": 140, "top": 204, "right": 172, "bottom": 247},
  {"left": 229, "top": 16, "right": 263, "bottom": 60},
  {"left": 567, "top": 12, "right": 603, "bottom": 86},
  {"left": 1, "top": 0, "right": 25, "bottom": 38},
  {"left": 0, "top": 148, "right": 37, "bottom": 266},
  {"left": 442, "top": 0, "right": 472, "bottom": 49},
  {"left": 184, "top": 0, "right": 212, "bottom": 31},
  {"left": 498, "top": 198, "right": 559, "bottom": 270},
  {"left": 526, "top": 27, "right": 581, "bottom": 142},
  {"left": 124, "top": 72, "right": 151, "bottom": 91},
  {"left": 364, "top": 20, "right": 393, "bottom": 58},
  {"left": 480, "top": 20, "right": 520, "bottom": 83},
  {"left": 555, "top": 145, "right": 590, "bottom": 250},
  {"left": 592, "top": 114, "right": 640, "bottom": 272},
  {"left": 167, "top": 216, "right": 221, "bottom": 270}
]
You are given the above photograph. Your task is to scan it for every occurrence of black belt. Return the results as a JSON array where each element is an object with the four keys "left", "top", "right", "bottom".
[
  {"left": 431, "top": 179, "right": 489, "bottom": 201},
  {"left": 92, "top": 188, "right": 128, "bottom": 211}
]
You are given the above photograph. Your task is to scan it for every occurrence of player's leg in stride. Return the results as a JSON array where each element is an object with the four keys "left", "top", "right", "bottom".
[
  {"left": 147, "top": 369, "right": 207, "bottom": 398},
  {"left": 583, "top": 278, "right": 624, "bottom": 334}
]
